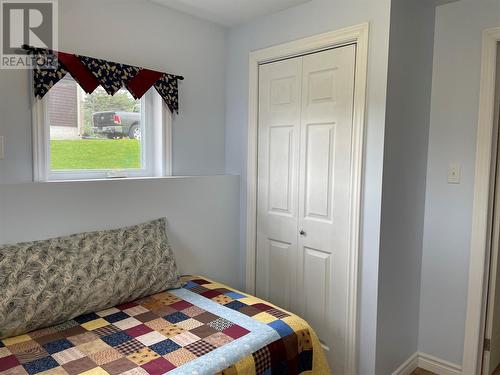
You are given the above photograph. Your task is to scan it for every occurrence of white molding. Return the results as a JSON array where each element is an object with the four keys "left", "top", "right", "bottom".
[
  {"left": 245, "top": 22, "right": 369, "bottom": 375},
  {"left": 418, "top": 353, "right": 462, "bottom": 375},
  {"left": 463, "top": 27, "right": 500, "bottom": 375},
  {"left": 392, "top": 353, "right": 462, "bottom": 375},
  {"left": 392, "top": 352, "right": 419, "bottom": 375}
]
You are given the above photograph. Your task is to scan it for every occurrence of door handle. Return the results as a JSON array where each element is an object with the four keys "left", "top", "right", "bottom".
[{"left": 300, "top": 230, "right": 306, "bottom": 236}]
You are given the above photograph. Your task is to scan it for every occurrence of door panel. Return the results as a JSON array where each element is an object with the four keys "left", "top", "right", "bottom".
[
  {"left": 256, "top": 57, "right": 302, "bottom": 313},
  {"left": 297, "top": 45, "right": 356, "bottom": 373},
  {"left": 256, "top": 45, "right": 356, "bottom": 374}
]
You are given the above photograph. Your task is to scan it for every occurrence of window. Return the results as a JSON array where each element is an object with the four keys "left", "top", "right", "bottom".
[{"left": 32, "top": 74, "right": 172, "bottom": 181}]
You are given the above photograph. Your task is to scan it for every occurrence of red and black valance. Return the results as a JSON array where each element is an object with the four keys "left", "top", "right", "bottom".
[{"left": 23, "top": 45, "right": 183, "bottom": 113}]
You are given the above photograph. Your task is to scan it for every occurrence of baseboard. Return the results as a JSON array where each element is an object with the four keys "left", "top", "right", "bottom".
[
  {"left": 393, "top": 352, "right": 462, "bottom": 375},
  {"left": 418, "top": 352, "right": 462, "bottom": 375},
  {"left": 392, "top": 352, "right": 419, "bottom": 375}
]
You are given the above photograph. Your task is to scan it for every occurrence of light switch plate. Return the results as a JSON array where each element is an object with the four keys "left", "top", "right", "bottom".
[
  {"left": 0, "top": 136, "right": 4, "bottom": 160},
  {"left": 448, "top": 163, "right": 461, "bottom": 184}
]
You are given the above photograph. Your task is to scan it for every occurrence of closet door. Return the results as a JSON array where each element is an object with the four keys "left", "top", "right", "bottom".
[
  {"left": 256, "top": 57, "right": 302, "bottom": 312},
  {"left": 296, "top": 45, "right": 356, "bottom": 372}
]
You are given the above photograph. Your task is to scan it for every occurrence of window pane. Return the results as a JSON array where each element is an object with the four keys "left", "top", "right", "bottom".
[{"left": 48, "top": 75, "right": 143, "bottom": 171}]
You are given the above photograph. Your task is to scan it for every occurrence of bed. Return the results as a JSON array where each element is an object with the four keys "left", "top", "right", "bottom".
[
  {"left": 0, "top": 276, "right": 328, "bottom": 375},
  {"left": 0, "top": 219, "right": 329, "bottom": 374}
]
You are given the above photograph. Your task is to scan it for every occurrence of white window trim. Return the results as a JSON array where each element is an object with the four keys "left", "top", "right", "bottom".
[{"left": 31, "top": 82, "right": 172, "bottom": 181}]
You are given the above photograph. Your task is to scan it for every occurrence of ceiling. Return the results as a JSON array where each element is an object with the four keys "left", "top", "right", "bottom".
[{"left": 150, "top": 0, "right": 312, "bottom": 27}]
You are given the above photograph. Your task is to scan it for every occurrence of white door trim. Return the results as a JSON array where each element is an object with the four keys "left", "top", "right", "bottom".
[
  {"left": 245, "top": 22, "right": 369, "bottom": 375},
  {"left": 463, "top": 27, "right": 500, "bottom": 375}
]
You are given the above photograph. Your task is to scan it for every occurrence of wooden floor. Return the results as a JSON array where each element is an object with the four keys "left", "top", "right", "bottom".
[{"left": 411, "top": 369, "right": 436, "bottom": 375}]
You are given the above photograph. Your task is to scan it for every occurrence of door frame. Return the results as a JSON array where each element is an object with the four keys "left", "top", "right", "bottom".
[
  {"left": 245, "top": 22, "right": 369, "bottom": 375},
  {"left": 463, "top": 27, "right": 500, "bottom": 375}
]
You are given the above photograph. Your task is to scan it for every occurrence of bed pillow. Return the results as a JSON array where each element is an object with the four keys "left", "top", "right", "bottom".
[{"left": 0, "top": 218, "right": 181, "bottom": 339}]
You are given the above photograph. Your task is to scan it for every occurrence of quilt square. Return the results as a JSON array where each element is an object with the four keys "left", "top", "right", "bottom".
[
  {"left": 136, "top": 332, "right": 167, "bottom": 347},
  {"left": 144, "top": 319, "right": 171, "bottom": 331},
  {"left": 1, "top": 347, "right": 13, "bottom": 358},
  {"left": 0, "top": 355, "right": 20, "bottom": 372},
  {"left": 181, "top": 306, "right": 205, "bottom": 318},
  {"left": 164, "top": 312, "right": 189, "bottom": 324},
  {"left": 223, "top": 325, "right": 250, "bottom": 340},
  {"left": 252, "top": 346, "right": 272, "bottom": 375},
  {"left": 267, "top": 308, "right": 290, "bottom": 320},
  {"left": 33, "top": 333, "right": 65, "bottom": 346},
  {"left": 123, "top": 306, "right": 149, "bottom": 317},
  {"left": 101, "top": 332, "right": 133, "bottom": 347},
  {"left": 212, "top": 295, "right": 233, "bottom": 305},
  {"left": 43, "top": 339, "right": 74, "bottom": 355},
  {"left": 23, "top": 356, "right": 59, "bottom": 374},
  {"left": 121, "top": 367, "right": 149, "bottom": 375},
  {"left": 169, "top": 332, "right": 200, "bottom": 347},
  {"left": 81, "top": 319, "right": 110, "bottom": 331},
  {"left": 174, "top": 318, "right": 204, "bottom": 331},
  {"left": 116, "top": 302, "right": 138, "bottom": 311},
  {"left": 62, "top": 356, "right": 97, "bottom": 375},
  {"left": 87, "top": 347, "right": 122, "bottom": 366},
  {"left": 101, "top": 358, "right": 137, "bottom": 375},
  {"left": 204, "top": 332, "right": 233, "bottom": 348},
  {"left": 125, "top": 325, "right": 153, "bottom": 338},
  {"left": 3, "top": 335, "right": 32, "bottom": 347},
  {"left": 193, "top": 312, "right": 218, "bottom": 324},
  {"left": 77, "top": 340, "right": 110, "bottom": 356},
  {"left": 148, "top": 339, "right": 181, "bottom": 356},
  {"left": 268, "top": 321, "right": 294, "bottom": 338},
  {"left": 224, "top": 301, "right": 247, "bottom": 311},
  {"left": 92, "top": 326, "right": 120, "bottom": 338},
  {"left": 188, "top": 325, "right": 217, "bottom": 339},
  {"left": 184, "top": 340, "right": 216, "bottom": 357},
  {"left": 190, "top": 279, "right": 211, "bottom": 285},
  {"left": 74, "top": 313, "right": 100, "bottom": 325},
  {"left": 113, "top": 318, "right": 141, "bottom": 331},
  {"left": 225, "top": 291, "right": 247, "bottom": 300},
  {"left": 163, "top": 348, "right": 197, "bottom": 367},
  {"left": 52, "top": 347, "right": 85, "bottom": 365},
  {"left": 207, "top": 318, "right": 234, "bottom": 331},
  {"left": 3, "top": 365, "right": 28, "bottom": 375},
  {"left": 126, "top": 348, "right": 160, "bottom": 366},
  {"left": 114, "top": 339, "right": 145, "bottom": 356},
  {"left": 200, "top": 290, "right": 222, "bottom": 299},
  {"left": 134, "top": 312, "right": 159, "bottom": 324},
  {"left": 104, "top": 312, "right": 130, "bottom": 324},
  {"left": 59, "top": 326, "right": 87, "bottom": 338},
  {"left": 141, "top": 357, "right": 175, "bottom": 374},
  {"left": 149, "top": 305, "right": 176, "bottom": 317},
  {"left": 238, "top": 305, "right": 262, "bottom": 317},
  {"left": 157, "top": 326, "right": 185, "bottom": 339},
  {"left": 67, "top": 332, "right": 99, "bottom": 346},
  {"left": 168, "top": 301, "right": 193, "bottom": 311}
]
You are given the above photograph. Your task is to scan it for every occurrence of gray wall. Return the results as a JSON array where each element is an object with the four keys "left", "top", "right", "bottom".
[
  {"left": 224, "top": 0, "right": 392, "bottom": 372},
  {"left": 0, "top": 176, "right": 242, "bottom": 288},
  {"left": 419, "top": 0, "right": 500, "bottom": 365},
  {"left": 376, "top": 0, "right": 436, "bottom": 373},
  {"left": 0, "top": 0, "right": 227, "bottom": 183}
]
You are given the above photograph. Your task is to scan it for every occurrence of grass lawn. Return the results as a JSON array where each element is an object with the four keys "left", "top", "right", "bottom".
[{"left": 51, "top": 139, "right": 141, "bottom": 170}]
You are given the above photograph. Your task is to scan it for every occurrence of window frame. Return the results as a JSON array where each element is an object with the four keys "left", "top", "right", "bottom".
[{"left": 31, "top": 76, "right": 172, "bottom": 182}]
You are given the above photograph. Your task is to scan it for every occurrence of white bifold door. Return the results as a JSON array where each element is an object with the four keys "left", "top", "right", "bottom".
[{"left": 256, "top": 45, "right": 356, "bottom": 373}]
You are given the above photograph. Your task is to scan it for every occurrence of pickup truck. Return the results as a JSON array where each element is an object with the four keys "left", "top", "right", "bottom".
[{"left": 92, "top": 111, "right": 141, "bottom": 140}]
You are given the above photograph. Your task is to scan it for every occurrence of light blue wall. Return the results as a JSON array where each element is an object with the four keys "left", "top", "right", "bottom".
[
  {"left": 420, "top": 0, "right": 500, "bottom": 365},
  {"left": 0, "top": 0, "right": 227, "bottom": 183},
  {"left": 376, "top": 0, "right": 436, "bottom": 373},
  {"left": 224, "top": 0, "right": 392, "bottom": 372}
]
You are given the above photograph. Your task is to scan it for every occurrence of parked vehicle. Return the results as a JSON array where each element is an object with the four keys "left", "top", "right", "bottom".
[{"left": 92, "top": 111, "right": 141, "bottom": 140}]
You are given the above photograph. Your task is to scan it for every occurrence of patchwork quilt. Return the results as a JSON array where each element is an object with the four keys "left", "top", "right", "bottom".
[{"left": 0, "top": 276, "right": 329, "bottom": 375}]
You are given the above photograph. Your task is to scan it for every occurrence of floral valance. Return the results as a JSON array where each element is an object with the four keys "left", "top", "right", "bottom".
[{"left": 23, "top": 45, "right": 183, "bottom": 113}]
